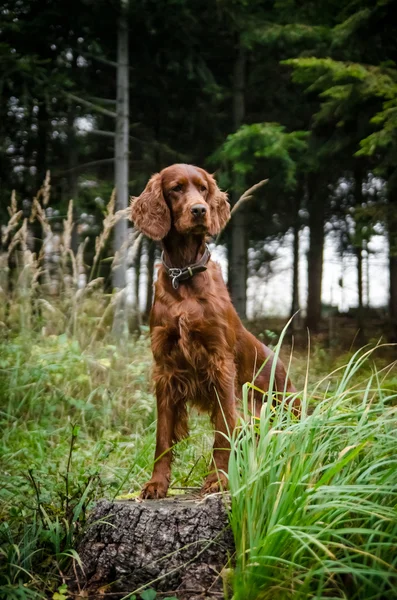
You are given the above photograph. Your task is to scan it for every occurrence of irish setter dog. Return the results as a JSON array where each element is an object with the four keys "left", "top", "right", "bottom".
[{"left": 131, "top": 164, "right": 298, "bottom": 499}]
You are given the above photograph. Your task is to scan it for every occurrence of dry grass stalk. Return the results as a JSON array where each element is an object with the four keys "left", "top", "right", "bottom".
[
  {"left": 92, "top": 188, "right": 116, "bottom": 276},
  {"left": 2, "top": 210, "right": 23, "bottom": 246},
  {"left": 111, "top": 229, "right": 142, "bottom": 273},
  {"left": 2, "top": 190, "right": 23, "bottom": 246},
  {"left": 67, "top": 248, "right": 78, "bottom": 287},
  {"left": 88, "top": 287, "right": 124, "bottom": 347},
  {"left": 230, "top": 179, "right": 269, "bottom": 218},
  {"left": 31, "top": 196, "right": 52, "bottom": 238},
  {"left": 63, "top": 200, "right": 74, "bottom": 253},
  {"left": 85, "top": 277, "right": 104, "bottom": 291},
  {"left": 76, "top": 237, "right": 89, "bottom": 291},
  {"left": 7, "top": 219, "right": 28, "bottom": 257},
  {"left": 215, "top": 179, "right": 269, "bottom": 244},
  {"left": 42, "top": 170, "right": 51, "bottom": 207},
  {"left": 8, "top": 190, "right": 17, "bottom": 217},
  {"left": 36, "top": 298, "right": 63, "bottom": 316},
  {"left": 0, "top": 253, "right": 9, "bottom": 299},
  {"left": 32, "top": 263, "right": 44, "bottom": 289},
  {"left": 91, "top": 190, "right": 129, "bottom": 278},
  {"left": 16, "top": 249, "right": 39, "bottom": 289},
  {"left": 61, "top": 200, "right": 76, "bottom": 292}
]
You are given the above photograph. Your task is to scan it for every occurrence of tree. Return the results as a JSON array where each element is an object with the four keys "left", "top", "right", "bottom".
[
  {"left": 214, "top": 122, "right": 308, "bottom": 320},
  {"left": 285, "top": 55, "right": 397, "bottom": 333},
  {"left": 113, "top": 0, "right": 130, "bottom": 290}
]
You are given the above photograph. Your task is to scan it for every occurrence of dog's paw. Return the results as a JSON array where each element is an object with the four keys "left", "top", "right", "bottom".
[
  {"left": 140, "top": 478, "right": 169, "bottom": 499},
  {"left": 201, "top": 472, "right": 228, "bottom": 495}
]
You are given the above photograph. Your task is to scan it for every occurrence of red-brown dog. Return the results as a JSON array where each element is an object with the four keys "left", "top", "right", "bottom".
[{"left": 131, "top": 164, "right": 298, "bottom": 498}]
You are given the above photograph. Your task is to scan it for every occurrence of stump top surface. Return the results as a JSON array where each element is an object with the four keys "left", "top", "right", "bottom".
[{"left": 115, "top": 491, "right": 227, "bottom": 511}]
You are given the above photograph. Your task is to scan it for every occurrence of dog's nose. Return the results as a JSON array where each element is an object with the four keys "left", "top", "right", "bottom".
[{"left": 191, "top": 204, "right": 207, "bottom": 218}]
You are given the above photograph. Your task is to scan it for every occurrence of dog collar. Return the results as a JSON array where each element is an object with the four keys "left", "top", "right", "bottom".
[{"left": 161, "top": 244, "right": 211, "bottom": 290}]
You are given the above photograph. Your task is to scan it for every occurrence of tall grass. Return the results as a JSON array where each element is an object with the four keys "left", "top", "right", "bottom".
[
  {"left": 0, "top": 333, "right": 214, "bottom": 598},
  {"left": 2, "top": 183, "right": 396, "bottom": 599},
  {"left": 228, "top": 343, "right": 397, "bottom": 599},
  {"left": 1, "top": 333, "right": 396, "bottom": 599}
]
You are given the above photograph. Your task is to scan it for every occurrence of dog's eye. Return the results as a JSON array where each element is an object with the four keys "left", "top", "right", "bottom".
[
  {"left": 200, "top": 186, "right": 207, "bottom": 192},
  {"left": 171, "top": 184, "right": 183, "bottom": 192}
]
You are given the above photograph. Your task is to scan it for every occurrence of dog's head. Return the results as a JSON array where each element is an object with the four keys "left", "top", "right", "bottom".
[{"left": 130, "top": 164, "right": 230, "bottom": 240}]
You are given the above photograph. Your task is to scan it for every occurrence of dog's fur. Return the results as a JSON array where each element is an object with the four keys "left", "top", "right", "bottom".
[{"left": 131, "top": 164, "right": 299, "bottom": 498}]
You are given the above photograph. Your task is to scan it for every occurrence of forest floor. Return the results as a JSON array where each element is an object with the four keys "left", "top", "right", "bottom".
[{"left": 0, "top": 320, "right": 396, "bottom": 599}]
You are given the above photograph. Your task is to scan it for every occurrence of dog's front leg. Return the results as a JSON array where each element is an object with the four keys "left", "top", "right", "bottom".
[
  {"left": 141, "top": 381, "right": 175, "bottom": 499},
  {"left": 202, "top": 374, "right": 237, "bottom": 494}
]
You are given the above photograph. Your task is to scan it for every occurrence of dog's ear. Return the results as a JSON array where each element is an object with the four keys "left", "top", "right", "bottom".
[
  {"left": 130, "top": 173, "right": 171, "bottom": 240},
  {"left": 205, "top": 173, "right": 231, "bottom": 236}
]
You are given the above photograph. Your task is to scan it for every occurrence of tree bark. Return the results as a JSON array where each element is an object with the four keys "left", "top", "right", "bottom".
[
  {"left": 70, "top": 495, "right": 234, "bottom": 599},
  {"left": 390, "top": 251, "right": 397, "bottom": 341},
  {"left": 306, "top": 176, "right": 325, "bottom": 332},
  {"left": 134, "top": 235, "right": 142, "bottom": 315},
  {"left": 113, "top": 0, "right": 130, "bottom": 289},
  {"left": 290, "top": 188, "right": 302, "bottom": 329},
  {"left": 144, "top": 239, "right": 156, "bottom": 319},
  {"left": 354, "top": 170, "right": 364, "bottom": 337},
  {"left": 355, "top": 246, "right": 364, "bottom": 320},
  {"left": 388, "top": 184, "right": 397, "bottom": 341},
  {"left": 36, "top": 101, "right": 49, "bottom": 187},
  {"left": 67, "top": 102, "right": 79, "bottom": 255},
  {"left": 229, "top": 37, "right": 247, "bottom": 318}
]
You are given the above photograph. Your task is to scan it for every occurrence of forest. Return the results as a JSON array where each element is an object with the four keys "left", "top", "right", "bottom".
[
  {"left": 1, "top": 0, "right": 397, "bottom": 335},
  {"left": 1, "top": 0, "right": 397, "bottom": 599}
]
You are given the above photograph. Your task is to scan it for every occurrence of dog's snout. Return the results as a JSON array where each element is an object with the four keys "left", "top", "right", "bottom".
[{"left": 191, "top": 204, "right": 207, "bottom": 218}]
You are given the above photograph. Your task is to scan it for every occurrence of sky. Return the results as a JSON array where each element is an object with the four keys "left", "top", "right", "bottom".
[{"left": 210, "top": 229, "right": 389, "bottom": 318}]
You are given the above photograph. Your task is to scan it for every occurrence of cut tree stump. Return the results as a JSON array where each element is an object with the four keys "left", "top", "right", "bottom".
[{"left": 71, "top": 493, "right": 235, "bottom": 600}]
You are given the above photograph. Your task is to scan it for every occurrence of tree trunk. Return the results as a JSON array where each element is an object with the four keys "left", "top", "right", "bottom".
[
  {"left": 144, "top": 239, "right": 156, "bottom": 319},
  {"left": 365, "top": 240, "right": 370, "bottom": 309},
  {"left": 354, "top": 170, "right": 365, "bottom": 337},
  {"left": 290, "top": 188, "right": 302, "bottom": 329},
  {"left": 390, "top": 250, "right": 397, "bottom": 341},
  {"left": 355, "top": 245, "right": 364, "bottom": 322},
  {"left": 67, "top": 102, "right": 79, "bottom": 255},
  {"left": 388, "top": 184, "right": 397, "bottom": 341},
  {"left": 36, "top": 101, "right": 49, "bottom": 186},
  {"left": 306, "top": 177, "right": 325, "bottom": 332},
  {"left": 134, "top": 235, "right": 142, "bottom": 315},
  {"left": 229, "top": 37, "right": 247, "bottom": 318},
  {"left": 113, "top": 0, "right": 129, "bottom": 289},
  {"left": 70, "top": 495, "right": 234, "bottom": 599}
]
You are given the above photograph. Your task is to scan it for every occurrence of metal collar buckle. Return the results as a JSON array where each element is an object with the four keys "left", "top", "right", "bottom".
[{"left": 168, "top": 268, "right": 182, "bottom": 289}]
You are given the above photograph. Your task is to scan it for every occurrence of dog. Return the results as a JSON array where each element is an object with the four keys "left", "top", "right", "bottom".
[{"left": 131, "top": 164, "right": 298, "bottom": 498}]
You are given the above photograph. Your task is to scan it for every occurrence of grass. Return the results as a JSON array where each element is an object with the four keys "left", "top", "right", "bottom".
[
  {"left": 0, "top": 331, "right": 214, "bottom": 599},
  {"left": 0, "top": 326, "right": 396, "bottom": 599},
  {"left": 1, "top": 183, "right": 396, "bottom": 598},
  {"left": 228, "top": 341, "right": 397, "bottom": 600}
]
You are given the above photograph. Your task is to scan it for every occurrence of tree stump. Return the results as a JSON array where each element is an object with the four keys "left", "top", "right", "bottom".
[{"left": 71, "top": 493, "right": 234, "bottom": 599}]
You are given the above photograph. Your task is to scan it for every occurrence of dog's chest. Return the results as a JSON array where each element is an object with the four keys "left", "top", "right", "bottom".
[{"left": 155, "top": 298, "right": 227, "bottom": 366}]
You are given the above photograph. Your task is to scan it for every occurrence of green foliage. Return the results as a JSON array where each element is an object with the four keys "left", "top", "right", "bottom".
[
  {"left": 228, "top": 338, "right": 397, "bottom": 599},
  {"left": 213, "top": 123, "right": 308, "bottom": 190},
  {"left": 0, "top": 329, "right": 214, "bottom": 598},
  {"left": 247, "top": 22, "right": 331, "bottom": 50},
  {"left": 1, "top": 312, "right": 396, "bottom": 598},
  {"left": 284, "top": 56, "right": 397, "bottom": 173}
]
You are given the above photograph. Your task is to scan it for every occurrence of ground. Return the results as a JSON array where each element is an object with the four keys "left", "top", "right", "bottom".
[{"left": 0, "top": 317, "right": 396, "bottom": 599}]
